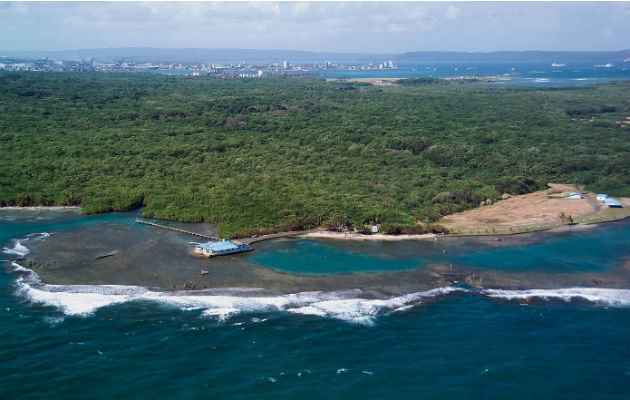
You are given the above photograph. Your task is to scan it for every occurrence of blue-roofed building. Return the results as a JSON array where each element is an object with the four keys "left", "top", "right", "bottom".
[
  {"left": 604, "top": 198, "right": 622, "bottom": 208},
  {"left": 596, "top": 194, "right": 609, "bottom": 201},
  {"left": 193, "top": 239, "right": 252, "bottom": 257}
]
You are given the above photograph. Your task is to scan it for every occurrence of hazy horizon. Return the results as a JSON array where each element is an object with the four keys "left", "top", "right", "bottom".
[
  {"left": 1, "top": 2, "right": 629, "bottom": 53},
  {"left": 3, "top": 46, "right": 630, "bottom": 55}
]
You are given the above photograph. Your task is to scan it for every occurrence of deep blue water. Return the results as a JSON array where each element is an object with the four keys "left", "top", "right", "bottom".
[
  {"left": 320, "top": 61, "right": 630, "bottom": 87},
  {"left": 1, "top": 210, "right": 629, "bottom": 399}
]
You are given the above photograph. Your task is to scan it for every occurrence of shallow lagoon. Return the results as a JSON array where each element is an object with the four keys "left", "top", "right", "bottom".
[
  {"left": 3, "top": 209, "right": 629, "bottom": 294},
  {"left": 248, "top": 223, "right": 630, "bottom": 275}
]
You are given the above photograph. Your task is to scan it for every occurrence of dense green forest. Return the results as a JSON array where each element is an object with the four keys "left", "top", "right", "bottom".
[{"left": 1, "top": 72, "right": 628, "bottom": 237}]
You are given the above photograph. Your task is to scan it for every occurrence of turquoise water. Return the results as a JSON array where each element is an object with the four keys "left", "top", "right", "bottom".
[
  {"left": 248, "top": 240, "right": 421, "bottom": 275},
  {"left": 248, "top": 224, "right": 630, "bottom": 274},
  {"left": 1, "top": 210, "right": 629, "bottom": 399},
  {"left": 448, "top": 225, "right": 630, "bottom": 272}
]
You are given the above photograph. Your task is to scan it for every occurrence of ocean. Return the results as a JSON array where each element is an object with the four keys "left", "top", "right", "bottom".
[
  {"left": 1, "top": 209, "right": 629, "bottom": 399},
  {"left": 145, "top": 61, "right": 630, "bottom": 87}
]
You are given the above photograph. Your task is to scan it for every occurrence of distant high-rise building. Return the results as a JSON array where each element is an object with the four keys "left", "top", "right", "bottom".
[
  {"left": 282, "top": 60, "right": 289, "bottom": 69},
  {"left": 388, "top": 60, "right": 393, "bottom": 68}
]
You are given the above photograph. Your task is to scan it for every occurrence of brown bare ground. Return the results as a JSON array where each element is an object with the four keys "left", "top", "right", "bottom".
[{"left": 440, "top": 183, "right": 630, "bottom": 234}]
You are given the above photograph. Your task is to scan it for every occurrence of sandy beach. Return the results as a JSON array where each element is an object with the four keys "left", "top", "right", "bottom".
[{"left": 300, "top": 231, "right": 438, "bottom": 241}]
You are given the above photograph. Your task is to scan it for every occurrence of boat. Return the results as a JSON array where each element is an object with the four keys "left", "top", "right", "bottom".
[
  {"left": 193, "top": 239, "right": 252, "bottom": 257},
  {"left": 594, "top": 63, "right": 614, "bottom": 68},
  {"left": 551, "top": 63, "right": 566, "bottom": 67}
]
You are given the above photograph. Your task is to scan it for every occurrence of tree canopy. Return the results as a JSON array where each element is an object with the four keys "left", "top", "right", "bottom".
[{"left": 1, "top": 72, "right": 628, "bottom": 237}]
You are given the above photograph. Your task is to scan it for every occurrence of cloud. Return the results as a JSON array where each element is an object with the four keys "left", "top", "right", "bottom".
[
  {"left": 0, "top": 2, "right": 628, "bottom": 53},
  {"left": 445, "top": 5, "right": 460, "bottom": 20}
]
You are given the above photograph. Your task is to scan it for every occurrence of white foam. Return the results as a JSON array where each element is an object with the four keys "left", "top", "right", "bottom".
[
  {"left": 287, "top": 287, "right": 460, "bottom": 323},
  {"left": 201, "top": 308, "right": 240, "bottom": 321},
  {"left": 3, "top": 240, "right": 30, "bottom": 257},
  {"left": 2, "top": 232, "right": 51, "bottom": 257},
  {"left": 26, "top": 232, "right": 51, "bottom": 239},
  {"left": 483, "top": 288, "right": 630, "bottom": 307},
  {"left": 16, "top": 280, "right": 133, "bottom": 315},
  {"left": 9, "top": 261, "right": 31, "bottom": 273},
  {"left": 12, "top": 267, "right": 461, "bottom": 322}
]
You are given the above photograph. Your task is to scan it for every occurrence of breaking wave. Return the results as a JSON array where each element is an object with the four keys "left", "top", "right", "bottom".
[
  {"left": 15, "top": 276, "right": 629, "bottom": 324},
  {"left": 286, "top": 288, "right": 458, "bottom": 324},
  {"left": 2, "top": 232, "right": 51, "bottom": 257},
  {"left": 4, "top": 231, "right": 630, "bottom": 324},
  {"left": 3, "top": 240, "right": 30, "bottom": 257},
  {"left": 14, "top": 277, "right": 462, "bottom": 324},
  {"left": 483, "top": 288, "right": 630, "bottom": 306}
]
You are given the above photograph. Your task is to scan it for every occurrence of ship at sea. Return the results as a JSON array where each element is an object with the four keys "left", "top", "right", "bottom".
[
  {"left": 594, "top": 63, "right": 614, "bottom": 68},
  {"left": 551, "top": 62, "right": 566, "bottom": 67}
]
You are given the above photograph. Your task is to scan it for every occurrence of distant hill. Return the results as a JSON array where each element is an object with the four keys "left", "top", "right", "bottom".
[
  {"left": 396, "top": 50, "right": 630, "bottom": 63},
  {"left": 1, "top": 47, "right": 628, "bottom": 64}
]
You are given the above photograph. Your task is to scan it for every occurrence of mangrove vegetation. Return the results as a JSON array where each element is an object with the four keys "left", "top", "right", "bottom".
[{"left": 0, "top": 72, "right": 628, "bottom": 237}]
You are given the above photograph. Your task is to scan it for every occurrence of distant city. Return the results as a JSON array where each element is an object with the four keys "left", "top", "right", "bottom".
[{"left": 0, "top": 57, "right": 398, "bottom": 78}]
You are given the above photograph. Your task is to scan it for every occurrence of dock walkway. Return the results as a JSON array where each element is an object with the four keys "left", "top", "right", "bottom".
[
  {"left": 135, "top": 219, "right": 217, "bottom": 240},
  {"left": 240, "top": 229, "right": 317, "bottom": 244}
]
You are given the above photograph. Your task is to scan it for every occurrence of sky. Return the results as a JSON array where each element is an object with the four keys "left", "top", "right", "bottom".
[{"left": 0, "top": 2, "right": 629, "bottom": 53}]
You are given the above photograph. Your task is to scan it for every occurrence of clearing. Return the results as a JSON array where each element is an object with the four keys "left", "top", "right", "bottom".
[{"left": 440, "top": 183, "right": 630, "bottom": 234}]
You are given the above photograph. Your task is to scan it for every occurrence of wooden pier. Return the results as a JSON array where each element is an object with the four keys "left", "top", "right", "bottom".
[{"left": 135, "top": 219, "right": 217, "bottom": 240}]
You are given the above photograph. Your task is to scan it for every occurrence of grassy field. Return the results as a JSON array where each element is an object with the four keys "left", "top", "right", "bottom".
[{"left": 1, "top": 72, "right": 629, "bottom": 237}]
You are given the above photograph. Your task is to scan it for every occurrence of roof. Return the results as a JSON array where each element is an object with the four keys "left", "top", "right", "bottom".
[
  {"left": 197, "top": 240, "right": 238, "bottom": 251},
  {"left": 604, "top": 198, "right": 622, "bottom": 207},
  {"left": 597, "top": 194, "right": 608, "bottom": 198},
  {"left": 568, "top": 192, "right": 581, "bottom": 196}
]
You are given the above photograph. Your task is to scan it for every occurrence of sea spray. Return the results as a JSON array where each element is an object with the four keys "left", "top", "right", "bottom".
[
  {"left": 482, "top": 288, "right": 630, "bottom": 306},
  {"left": 15, "top": 275, "right": 463, "bottom": 323}
]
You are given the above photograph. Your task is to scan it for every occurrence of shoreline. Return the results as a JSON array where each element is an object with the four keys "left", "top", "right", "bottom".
[
  {"left": 257, "top": 216, "right": 630, "bottom": 243},
  {"left": 326, "top": 76, "right": 512, "bottom": 86},
  {"left": 1, "top": 208, "right": 626, "bottom": 244},
  {"left": 299, "top": 231, "right": 439, "bottom": 241},
  {"left": 4, "top": 209, "right": 629, "bottom": 296}
]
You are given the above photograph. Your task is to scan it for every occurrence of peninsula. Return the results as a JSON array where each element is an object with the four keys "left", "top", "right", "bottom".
[{"left": 1, "top": 72, "right": 628, "bottom": 238}]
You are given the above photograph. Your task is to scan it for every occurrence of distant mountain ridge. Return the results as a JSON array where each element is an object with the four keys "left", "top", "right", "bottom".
[
  {"left": 1, "top": 47, "right": 628, "bottom": 64},
  {"left": 397, "top": 50, "right": 630, "bottom": 63}
]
